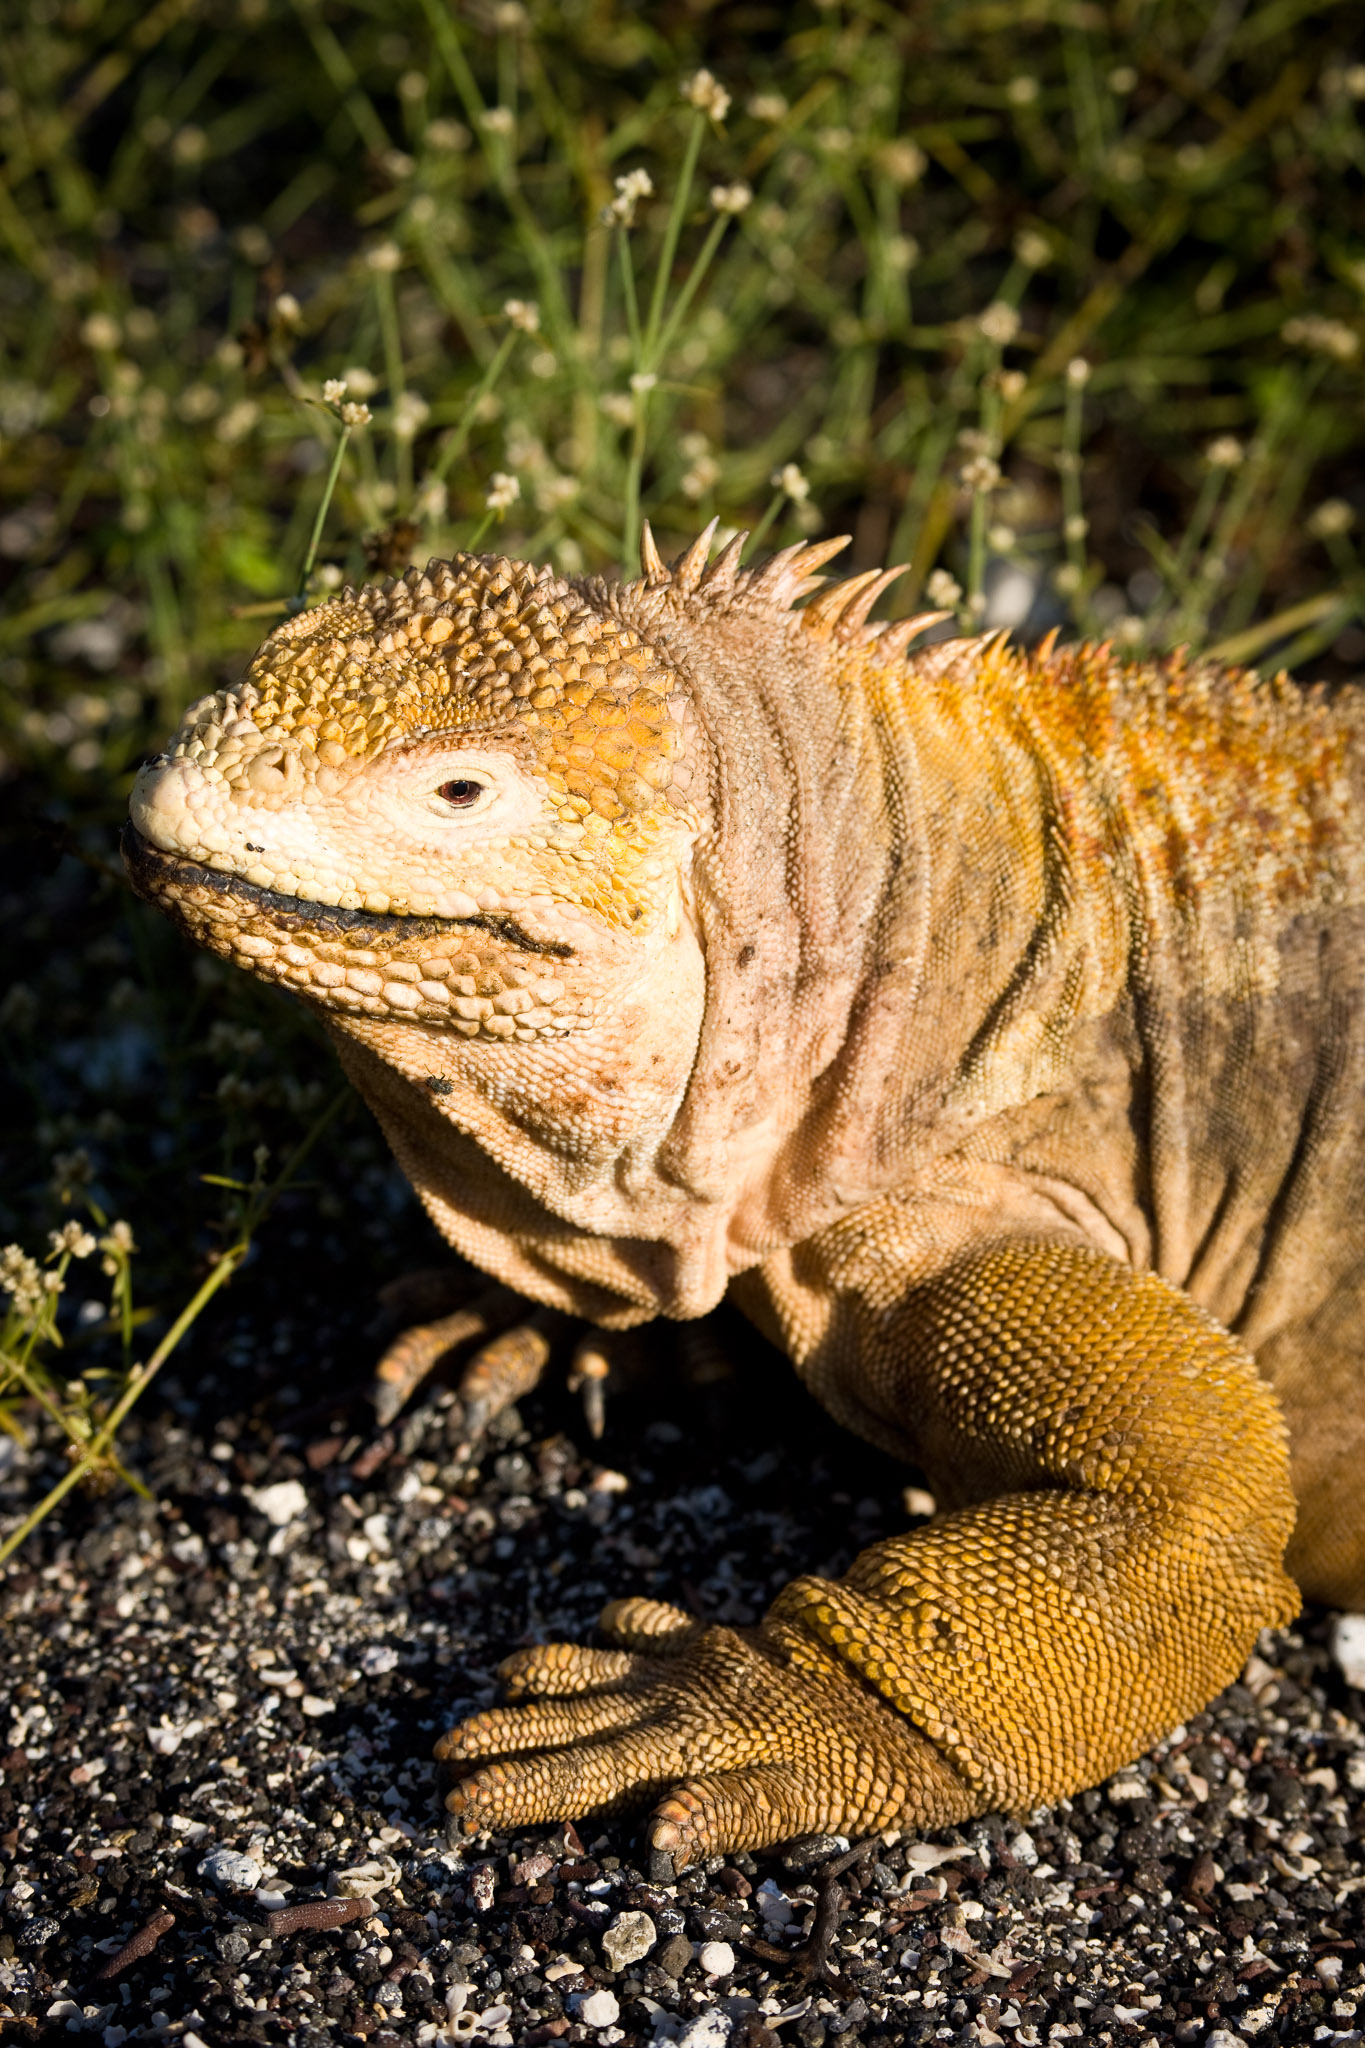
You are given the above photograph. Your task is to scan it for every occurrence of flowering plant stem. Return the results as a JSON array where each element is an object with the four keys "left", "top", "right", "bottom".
[
  {"left": 298, "top": 423, "right": 352, "bottom": 600},
  {"left": 0, "top": 1088, "right": 347, "bottom": 1567}
]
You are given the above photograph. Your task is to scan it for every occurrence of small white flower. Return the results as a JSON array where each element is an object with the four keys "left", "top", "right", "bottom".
[
  {"left": 426, "top": 118, "right": 470, "bottom": 152},
  {"left": 1204, "top": 435, "right": 1245, "bottom": 470},
  {"left": 322, "top": 378, "right": 348, "bottom": 404},
  {"left": 1054, "top": 562, "right": 1083, "bottom": 595},
  {"left": 49, "top": 1224, "right": 97, "bottom": 1260},
  {"left": 1345, "top": 63, "right": 1365, "bottom": 98},
  {"left": 747, "top": 92, "right": 787, "bottom": 123},
  {"left": 485, "top": 471, "right": 521, "bottom": 513},
  {"left": 314, "top": 562, "right": 345, "bottom": 589},
  {"left": 606, "top": 168, "right": 654, "bottom": 227},
  {"left": 885, "top": 234, "right": 919, "bottom": 273},
  {"left": 1108, "top": 65, "right": 1138, "bottom": 93},
  {"left": 340, "top": 400, "right": 372, "bottom": 427},
  {"left": 995, "top": 369, "right": 1028, "bottom": 403},
  {"left": 878, "top": 139, "right": 926, "bottom": 186},
  {"left": 979, "top": 301, "right": 1020, "bottom": 347},
  {"left": 481, "top": 106, "right": 515, "bottom": 137},
  {"left": 1007, "top": 75, "right": 1040, "bottom": 106},
  {"left": 960, "top": 455, "right": 1002, "bottom": 493},
  {"left": 600, "top": 392, "right": 635, "bottom": 426},
  {"left": 1013, "top": 228, "right": 1051, "bottom": 270},
  {"left": 342, "top": 365, "right": 378, "bottom": 398},
  {"left": 415, "top": 475, "right": 448, "bottom": 521},
  {"left": 1308, "top": 499, "right": 1354, "bottom": 539},
  {"left": 364, "top": 243, "right": 401, "bottom": 275},
  {"left": 1064, "top": 514, "right": 1089, "bottom": 543},
  {"left": 1066, "top": 356, "right": 1092, "bottom": 387},
  {"left": 81, "top": 312, "right": 121, "bottom": 351},
  {"left": 926, "top": 568, "right": 962, "bottom": 608},
  {"left": 392, "top": 391, "right": 430, "bottom": 439},
  {"left": 772, "top": 462, "right": 810, "bottom": 503},
  {"left": 628, "top": 370, "right": 657, "bottom": 393},
  {"left": 502, "top": 298, "right": 540, "bottom": 333},
  {"left": 987, "top": 524, "right": 1017, "bottom": 553},
  {"left": 709, "top": 182, "right": 752, "bottom": 215},
  {"left": 273, "top": 292, "right": 302, "bottom": 327},
  {"left": 681, "top": 454, "right": 720, "bottom": 500},
  {"left": 1282, "top": 315, "right": 1359, "bottom": 362},
  {"left": 215, "top": 398, "right": 260, "bottom": 444},
  {"left": 816, "top": 127, "right": 852, "bottom": 154},
  {"left": 681, "top": 69, "right": 731, "bottom": 122}
]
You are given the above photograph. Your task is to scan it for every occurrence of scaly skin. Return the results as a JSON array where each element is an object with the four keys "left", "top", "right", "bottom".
[{"left": 125, "top": 521, "right": 1365, "bottom": 1867}]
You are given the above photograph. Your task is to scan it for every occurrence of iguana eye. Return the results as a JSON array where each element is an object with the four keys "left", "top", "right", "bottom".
[{"left": 437, "top": 778, "right": 485, "bottom": 807}]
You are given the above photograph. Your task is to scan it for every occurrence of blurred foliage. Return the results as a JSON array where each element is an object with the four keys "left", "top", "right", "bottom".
[{"left": 1, "top": 0, "right": 1365, "bottom": 1533}]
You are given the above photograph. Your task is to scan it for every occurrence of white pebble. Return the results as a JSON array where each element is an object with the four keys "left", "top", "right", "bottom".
[
  {"left": 576, "top": 1988, "right": 620, "bottom": 2027},
  {"left": 697, "top": 1939, "right": 735, "bottom": 1977},
  {"left": 1332, "top": 1612, "right": 1365, "bottom": 1688},
  {"left": 243, "top": 1478, "right": 308, "bottom": 1526},
  {"left": 601, "top": 1908, "right": 655, "bottom": 1969},
  {"left": 200, "top": 1846, "right": 263, "bottom": 1892}
]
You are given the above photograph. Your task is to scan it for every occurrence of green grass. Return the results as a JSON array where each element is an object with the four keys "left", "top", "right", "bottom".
[{"left": 2, "top": 0, "right": 1364, "bottom": 1544}]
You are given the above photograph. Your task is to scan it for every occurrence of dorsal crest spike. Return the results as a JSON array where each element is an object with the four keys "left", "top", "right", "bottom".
[
  {"left": 746, "top": 535, "right": 851, "bottom": 607},
  {"left": 639, "top": 520, "right": 668, "bottom": 586},
  {"left": 878, "top": 609, "right": 953, "bottom": 659},
  {"left": 671, "top": 517, "right": 720, "bottom": 595},
  {"left": 801, "top": 566, "right": 890, "bottom": 637},
  {"left": 833, "top": 564, "right": 910, "bottom": 640},
  {"left": 699, "top": 530, "right": 748, "bottom": 595}
]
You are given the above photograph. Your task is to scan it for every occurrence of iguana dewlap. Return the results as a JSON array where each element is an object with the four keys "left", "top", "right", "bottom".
[{"left": 125, "top": 523, "right": 1365, "bottom": 1869}]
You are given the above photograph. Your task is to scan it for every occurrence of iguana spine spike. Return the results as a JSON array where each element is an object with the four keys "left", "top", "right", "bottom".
[
  {"left": 745, "top": 536, "right": 851, "bottom": 607},
  {"left": 833, "top": 565, "right": 911, "bottom": 640},
  {"left": 639, "top": 521, "right": 668, "bottom": 586},
  {"left": 877, "top": 610, "right": 952, "bottom": 658},
  {"left": 671, "top": 517, "right": 720, "bottom": 595},
  {"left": 699, "top": 531, "right": 748, "bottom": 594},
  {"left": 802, "top": 567, "right": 889, "bottom": 635}
]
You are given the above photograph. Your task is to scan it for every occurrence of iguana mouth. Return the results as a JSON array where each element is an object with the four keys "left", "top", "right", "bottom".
[{"left": 120, "top": 823, "right": 574, "bottom": 959}]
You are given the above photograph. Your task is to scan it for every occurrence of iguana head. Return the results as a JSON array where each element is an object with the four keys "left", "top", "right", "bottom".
[
  {"left": 127, "top": 525, "right": 941, "bottom": 1321},
  {"left": 127, "top": 546, "right": 707, "bottom": 1035}
]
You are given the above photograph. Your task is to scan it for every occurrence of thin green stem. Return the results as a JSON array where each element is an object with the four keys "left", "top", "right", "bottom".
[
  {"left": 743, "top": 490, "right": 786, "bottom": 558},
  {"left": 299, "top": 423, "right": 351, "bottom": 597},
  {"left": 652, "top": 213, "right": 729, "bottom": 373},
  {"left": 430, "top": 331, "right": 516, "bottom": 485},
  {"left": 643, "top": 111, "right": 705, "bottom": 363}
]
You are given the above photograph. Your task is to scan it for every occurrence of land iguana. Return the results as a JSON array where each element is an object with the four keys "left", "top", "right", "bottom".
[{"left": 124, "top": 522, "right": 1365, "bottom": 1873}]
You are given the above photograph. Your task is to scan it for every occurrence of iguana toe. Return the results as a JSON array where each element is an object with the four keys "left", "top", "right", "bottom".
[{"left": 435, "top": 1609, "right": 955, "bottom": 1864}]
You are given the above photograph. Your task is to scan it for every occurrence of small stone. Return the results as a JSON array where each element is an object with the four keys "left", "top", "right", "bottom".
[
  {"left": 677, "top": 2013, "right": 733, "bottom": 2048},
  {"left": 1332, "top": 1612, "right": 1365, "bottom": 1688},
  {"left": 576, "top": 1987, "right": 620, "bottom": 2027},
  {"left": 697, "top": 1939, "right": 735, "bottom": 1977},
  {"left": 200, "top": 1845, "right": 264, "bottom": 1892},
  {"left": 656, "top": 1932, "right": 693, "bottom": 1977},
  {"left": 243, "top": 1478, "right": 308, "bottom": 1526},
  {"left": 601, "top": 1908, "right": 655, "bottom": 1970},
  {"left": 359, "top": 1642, "right": 400, "bottom": 1675}
]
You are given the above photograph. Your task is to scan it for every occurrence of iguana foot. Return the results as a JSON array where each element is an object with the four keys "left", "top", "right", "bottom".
[
  {"left": 434, "top": 1596, "right": 968, "bottom": 1870},
  {"left": 370, "top": 1283, "right": 566, "bottom": 1429}
]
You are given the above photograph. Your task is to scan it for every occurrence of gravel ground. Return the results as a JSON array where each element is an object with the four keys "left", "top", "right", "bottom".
[{"left": 3, "top": 1296, "right": 1365, "bottom": 2048}]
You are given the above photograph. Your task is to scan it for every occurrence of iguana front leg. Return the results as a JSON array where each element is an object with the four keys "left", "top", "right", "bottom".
[{"left": 437, "top": 1238, "right": 1298, "bottom": 1867}]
